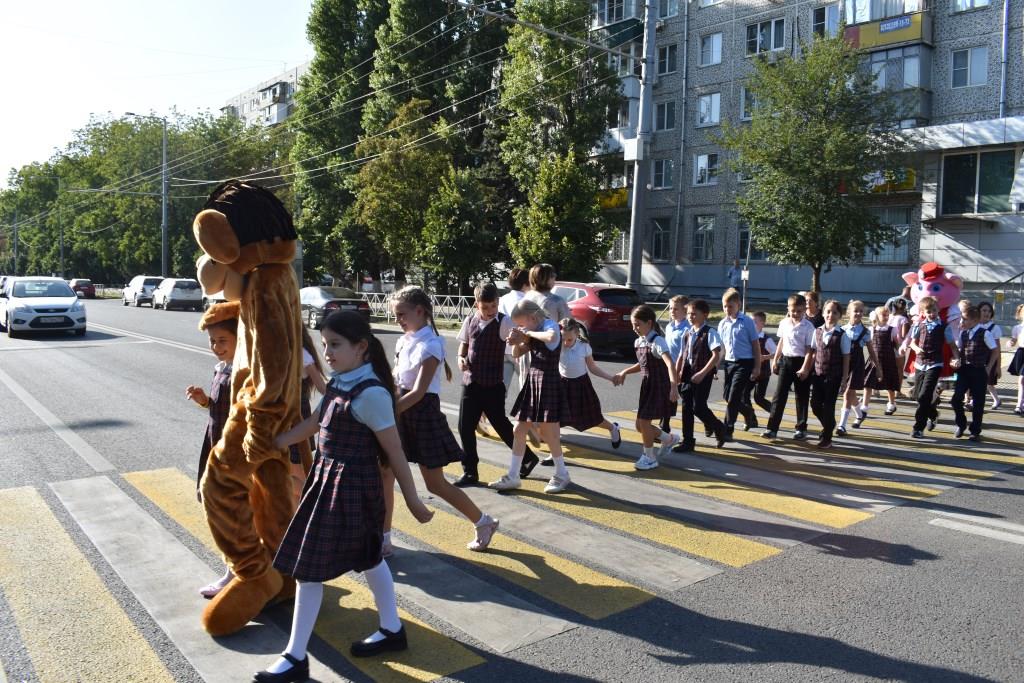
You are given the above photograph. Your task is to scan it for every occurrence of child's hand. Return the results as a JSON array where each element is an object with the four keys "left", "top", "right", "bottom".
[
  {"left": 457, "top": 357, "right": 469, "bottom": 372},
  {"left": 185, "top": 386, "right": 208, "bottom": 406},
  {"left": 692, "top": 370, "right": 706, "bottom": 384},
  {"left": 950, "top": 358, "right": 961, "bottom": 369},
  {"left": 797, "top": 368, "right": 810, "bottom": 381},
  {"left": 409, "top": 499, "right": 433, "bottom": 524},
  {"left": 669, "top": 385, "right": 679, "bottom": 402},
  {"left": 507, "top": 328, "right": 526, "bottom": 345}
]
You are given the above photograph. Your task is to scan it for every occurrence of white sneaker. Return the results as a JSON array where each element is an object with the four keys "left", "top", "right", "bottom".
[
  {"left": 610, "top": 423, "right": 622, "bottom": 449},
  {"left": 467, "top": 515, "right": 499, "bottom": 552},
  {"left": 992, "top": 399, "right": 1002, "bottom": 410},
  {"left": 544, "top": 474, "right": 571, "bottom": 493},
  {"left": 634, "top": 453, "right": 659, "bottom": 471},
  {"left": 658, "top": 432, "right": 678, "bottom": 458},
  {"left": 488, "top": 475, "right": 522, "bottom": 491}
]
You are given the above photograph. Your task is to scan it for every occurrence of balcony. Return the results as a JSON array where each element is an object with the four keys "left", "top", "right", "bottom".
[
  {"left": 592, "top": 0, "right": 642, "bottom": 45},
  {"left": 845, "top": 10, "right": 933, "bottom": 49}
]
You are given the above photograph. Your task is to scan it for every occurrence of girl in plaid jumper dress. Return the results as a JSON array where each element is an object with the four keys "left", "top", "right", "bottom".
[
  {"left": 257, "top": 311, "right": 432, "bottom": 681},
  {"left": 490, "top": 298, "right": 573, "bottom": 494},
  {"left": 837, "top": 300, "right": 882, "bottom": 435},
  {"left": 978, "top": 301, "right": 1003, "bottom": 409},
  {"left": 390, "top": 287, "right": 500, "bottom": 554},
  {"left": 186, "top": 302, "right": 239, "bottom": 600},
  {"left": 558, "top": 318, "right": 622, "bottom": 448},
  {"left": 862, "top": 306, "right": 902, "bottom": 417}
]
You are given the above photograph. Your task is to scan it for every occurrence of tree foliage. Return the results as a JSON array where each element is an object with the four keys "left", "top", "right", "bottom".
[{"left": 719, "top": 34, "right": 910, "bottom": 292}]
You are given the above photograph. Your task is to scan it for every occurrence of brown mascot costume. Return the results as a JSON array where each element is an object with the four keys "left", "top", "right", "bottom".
[{"left": 193, "top": 181, "right": 312, "bottom": 636}]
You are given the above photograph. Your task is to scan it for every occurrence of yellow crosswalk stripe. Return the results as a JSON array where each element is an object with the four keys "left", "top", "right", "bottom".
[
  {"left": 465, "top": 462, "right": 782, "bottom": 567},
  {"left": 390, "top": 496, "right": 651, "bottom": 619},
  {"left": 124, "top": 469, "right": 484, "bottom": 682},
  {"left": 0, "top": 487, "right": 175, "bottom": 683}
]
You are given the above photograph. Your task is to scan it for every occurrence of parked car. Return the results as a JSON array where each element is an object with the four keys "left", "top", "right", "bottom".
[
  {"left": 551, "top": 281, "right": 644, "bottom": 356},
  {"left": 300, "top": 286, "right": 370, "bottom": 329},
  {"left": 152, "top": 278, "right": 203, "bottom": 311},
  {"left": 122, "top": 275, "right": 164, "bottom": 307},
  {"left": 203, "top": 291, "right": 227, "bottom": 310},
  {"left": 68, "top": 278, "right": 96, "bottom": 299},
  {"left": 0, "top": 276, "right": 87, "bottom": 338}
]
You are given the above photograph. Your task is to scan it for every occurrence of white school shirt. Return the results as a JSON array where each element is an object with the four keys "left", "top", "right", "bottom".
[
  {"left": 811, "top": 325, "right": 852, "bottom": 354},
  {"left": 324, "top": 362, "right": 395, "bottom": 432},
  {"left": 889, "top": 314, "right": 909, "bottom": 344},
  {"left": 456, "top": 312, "right": 514, "bottom": 345},
  {"left": 777, "top": 316, "right": 815, "bottom": 357},
  {"left": 956, "top": 325, "right": 997, "bottom": 351},
  {"left": 559, "top": 340, "right": 592, "bottom": 379},
  {"left": 394, "top": 325, "right": 446, "bottom": 394},
  {"left": 982, "top": 321, "right": 1003, "bottom": 340},
  {"left": 635, "top": 330, "right": 671, "bottom": 357},
  {"left": 498, "top": 289, "right": 525, "bottom": 317},
  {"left": 1012, "top": 323, "right": 1024, "bottom": 347},
  {"left": 758, "top": 331, "right": 778, "bottom": 357}
]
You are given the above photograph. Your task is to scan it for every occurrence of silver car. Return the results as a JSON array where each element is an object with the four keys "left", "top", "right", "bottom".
[
  {"left": 152, "top": 278, "right": 203, "bottom": 311},
  {"left": 0, "top": 277, "right": 87, "bottom": 338}
]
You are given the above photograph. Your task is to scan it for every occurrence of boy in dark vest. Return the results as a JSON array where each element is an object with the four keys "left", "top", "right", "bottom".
[
  {"left": 951, "top": 304, "right": 998, "bottom": 441},
  {"left": 674, "top": 299, "right": 727, "bottom": 451},
  {"left": 456, "top": 282, "right": 538, "bottom": 486},
  {"left": 908, "top": 296, "right": 959, "bottom": 438},
  {"left": 809, "top": 300, "right": 850, "bottom": 449}
]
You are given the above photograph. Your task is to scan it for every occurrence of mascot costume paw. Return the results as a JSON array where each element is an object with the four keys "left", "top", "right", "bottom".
[{"left": 193, "top": 181, "right": 312, "bottom": 636}]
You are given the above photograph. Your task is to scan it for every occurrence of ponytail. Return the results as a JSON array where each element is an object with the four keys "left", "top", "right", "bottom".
[
  {"left": 560, "top": 317, "right": 590, "bottom": 345},
  {"left": 393, "top": 285, "right": 453, "bottom": 382},
  {"left": 631, "top": 304, "right": 663, "bottom": 337}
]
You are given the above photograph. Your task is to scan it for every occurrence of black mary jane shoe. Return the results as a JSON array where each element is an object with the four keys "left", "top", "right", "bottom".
[
  {"left": 454, "top": 473, "right": 479, "bottom": 487},
  {"left": 253, "top": 653, "right": 309, "bottom": 683},
  {"left": 520, "top": 452, "right": 540, "bottom": 479},
  {"left": 351, "top": 626, "right": 408, "bottom": 657}
]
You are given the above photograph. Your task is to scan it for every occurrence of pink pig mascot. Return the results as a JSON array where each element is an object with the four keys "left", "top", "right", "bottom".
[{"left": 902, "top": 262, "right": 963, "bottom": 378}]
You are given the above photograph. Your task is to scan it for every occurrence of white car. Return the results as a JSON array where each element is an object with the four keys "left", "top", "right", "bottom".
[
  {"left": 0, "top": 277, "right": 87, "bottom": 338},
  {"left": 152, "top": 278, "right": 203, "bottom": 311},
  {"left": 122, "top": 275, "right": 164, "bottom": 307}
]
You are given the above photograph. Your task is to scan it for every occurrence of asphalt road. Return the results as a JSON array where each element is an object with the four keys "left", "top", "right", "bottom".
[{"left": 1, "top": 299, "right": 1022, "bottom": 683}]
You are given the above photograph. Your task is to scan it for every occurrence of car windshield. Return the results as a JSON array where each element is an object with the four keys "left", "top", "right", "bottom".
[
  {"left": 144, "top": 278, "right": 163, "bottom": 287},
  {"left": 13, "top": 280, "right": 75, "bottom": 298},
  {"left": 73, "top": 279, "right": 92, "bottom": 286},
  {"left": 597, "top": 289, "right": 643, "bottom": 307},
  {"left": 321, "top": 287, "right": 357, "bottom": 299},
  {"left": 173, "top": 281, "right": 200, "bottom": 291}
]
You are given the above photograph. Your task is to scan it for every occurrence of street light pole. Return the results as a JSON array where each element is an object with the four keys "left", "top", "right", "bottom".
[
  {"left": 626, "top": 0, "right": 656, "bottom": 292},
  {"left": 58, "top": 176, "right": 64, "bottom": 278},
  {"left": 126, "top": 112, "right": 169, "bottom": 277}
]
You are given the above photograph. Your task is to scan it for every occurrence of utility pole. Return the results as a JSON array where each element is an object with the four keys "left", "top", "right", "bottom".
[
  {"left": 625, "top": 1, "right": 656, "bottom": 292},
  {"left": 58, "top": 177, "right": 64, "bottom": 278},
  {"left": 12, "top": 209, "right": 17, "bottom": 276},
  {"left": 126, "top": 112, "right": 169, "bottom": 276}
]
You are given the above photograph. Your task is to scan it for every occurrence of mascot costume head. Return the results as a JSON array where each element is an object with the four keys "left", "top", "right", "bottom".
[
  {"left": 902, "top": 261, "right": 963, "bottom": 378},
  {"left": 193, "top": 181, "right": 311, "bottom": 636}
]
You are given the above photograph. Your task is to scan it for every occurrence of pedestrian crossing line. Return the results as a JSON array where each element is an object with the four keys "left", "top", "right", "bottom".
[
  {"left": 124, "top": 469, "right": 485, "bottom": 682},
  {"left": 390, "top": 496, "right": 652, "bottom": 620},
  {"left": 533, "top": 435, "right": 873, "bottom": 530},
  {"left": 0, "top": 487, "right": 175, "bottom": 683},
  {"left": 465, "top": 461, "right": 783, "bottom": 567}
]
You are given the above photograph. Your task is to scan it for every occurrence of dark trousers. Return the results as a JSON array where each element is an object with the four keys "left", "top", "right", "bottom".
[
  {"left": 767, "top": 356, "right": 811, "bottom": 432},
  {"left": 810, "top": 373, "right": 843, "bottom": 442},
  {"left": 458, "top": 381, "right": 533, "bottom": 476},
  {"left": 951, "top": 366, "right": 987, "bottom": 435},
  {"left": 722, "top": 359, "right": 756, "bottom": 431},
  {"left": 680, "top": 374, "right": 724, "bottom": 443},
  {"left": 753, "top": 361, "right": 772, "bottom": 412},
  {"left": 913, "top": 366, "right": 943, "bottom": 431}
]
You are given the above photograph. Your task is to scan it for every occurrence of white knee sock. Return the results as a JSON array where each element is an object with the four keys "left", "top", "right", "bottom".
[
  {"left": 265, "top": 581, "right": 323, "bottom": 673},
  {"left": 507, "top": 454, "right": 524, "bottom": 479},
  {"left": 363, "top": 560, "right": 402, "bottom": 641},
  {"left": 838, "top": 408, "right": 850, "bottom": 429}
]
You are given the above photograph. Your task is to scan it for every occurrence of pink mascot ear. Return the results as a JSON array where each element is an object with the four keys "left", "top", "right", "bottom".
[
  {"left": 902, "top": 271, "right": 919, "bottom": 286},
  {"left": 947, "top": 274, "right": 964, "bottom": 290}
]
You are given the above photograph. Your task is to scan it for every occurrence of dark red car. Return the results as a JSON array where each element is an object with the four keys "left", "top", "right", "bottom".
[
  {"left": 68, "top": 278, "right": 96, "bottom": 299},
  {"left": 552, "top": 281, "right": 644, "bottom": 356}
]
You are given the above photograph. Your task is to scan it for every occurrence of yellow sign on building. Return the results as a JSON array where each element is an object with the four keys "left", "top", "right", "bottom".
[{"left": 845, "top": 12, "right": 932, "bottom": 49}]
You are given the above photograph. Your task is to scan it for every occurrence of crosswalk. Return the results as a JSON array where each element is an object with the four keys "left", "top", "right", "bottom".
[{"left": 2, "top": 398, "right": 1022, "bottom": 681}]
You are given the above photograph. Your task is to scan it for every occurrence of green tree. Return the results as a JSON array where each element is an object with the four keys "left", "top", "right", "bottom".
[
  {"left": 509, "top": 153, "right": 613, "bottom": 280},
  {"left": 719, "top": 34, "right": 909, "bottom": 292},
  {"left": 421, "top": 166, "right": 505, "bottom": 292}
]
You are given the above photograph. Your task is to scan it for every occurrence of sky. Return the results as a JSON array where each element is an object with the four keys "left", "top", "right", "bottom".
[{"left": 0, "top": 0, "right": 314, "bottom": 188}]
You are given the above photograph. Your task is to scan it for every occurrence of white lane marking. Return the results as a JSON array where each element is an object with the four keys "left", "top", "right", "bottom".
[
  {"left": 929, "top": 518, "right": 1024, "bottom": 546},
  {"left": 0, "top": 340, "right": 153, "bottom": 353},
  {"left": 89, "top": 322, "right": 209, "bottom": 355},
  {"left": 0, "top": 366, "right": 114, "bottom": 472},
  {"left": 931, "top": 511, "right": 1024, "bottom": 535}
]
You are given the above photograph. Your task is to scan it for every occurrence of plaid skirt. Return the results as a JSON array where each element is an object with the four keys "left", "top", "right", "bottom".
[
  {"left": 638, "top": 376, "right": 675, "bottom": 420},
  {"left": 512, "top": 364, "right": 567, "bottom": 423},
  {"left": 273, "top": 452, "right": 385, "bottom": 582},
  {"left": 1008, "top": 348, "right": 1024, "bottom": 376},
  {"left": 398, "top": 393, "right": 463, "bottom": 469},
  {"left": 560, "top": 375, "right": 604, "bottom": 431},
  {"left": 848, "top": 350, "right": 868, "bottom": 391},
  {"left": 865, "top": 347, "right": 901, "bottom": 391}
]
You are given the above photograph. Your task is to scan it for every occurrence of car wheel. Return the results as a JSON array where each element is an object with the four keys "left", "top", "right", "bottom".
[
  {"left": 6, "top": 317, "right": 16, "bottom": 339},
  {"left": 134, "top": 295, "right": 142, "bottom": 307},
  {"left": 122, "top": 296, "right": 129, "bottom": 306},
  {"left": 75, "top": 327, "right": 86, "bottom": 337}
]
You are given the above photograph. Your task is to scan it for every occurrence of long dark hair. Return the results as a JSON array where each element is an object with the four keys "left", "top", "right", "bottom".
[
  {"left": 631, "top": 304, "right": 664, "bottom": 337},
  {"left": 393, "top": 286, "right": 453, "bottom": 381}
]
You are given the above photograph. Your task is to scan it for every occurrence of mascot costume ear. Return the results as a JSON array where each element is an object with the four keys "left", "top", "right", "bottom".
[{"left": 193, "top": 181, "right": 311, "bottom": 637}]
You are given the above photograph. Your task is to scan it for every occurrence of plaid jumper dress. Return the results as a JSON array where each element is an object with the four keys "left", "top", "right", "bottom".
[
  {"left": 512, "top": 334, "right": 566, "bottom": 423},
  {"left": 865, "top": 326, "right": 901, "bottom": 391},
  {"left": 637, "top": 335, "right": 674, "bottom": 420},
  {"left": 847, "top": 325, "right": 870, "bottom": 390},
  {"left": 197, "top": 363, "right": 232, "bottom": 493},
  {"left": 273, "top": 379, "right": 386, "bottom": 582}
]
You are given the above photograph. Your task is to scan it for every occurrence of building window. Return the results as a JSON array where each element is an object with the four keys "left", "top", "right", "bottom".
[
  {"left": 657, "top": 44, "right": 678, "bottom": 75},
  {"left": 740, "top": 87, "right": 758, "bottom": 120},
  {"left": 693, "top": 216, "right": 715, "bottom": 261},
  {"left": 608, "top": 41, "right": 643, "bottom": 77},
  {"left": 607, "top": 228, "right": 630, "bottom": 261},
  {"left": 655, "top": 101, "right": 676, "bottom": 130},
  {"left": 700, "top": 33, "right": 723, "bottom": 66},
  {"left": 699, "top": 0, "right": 724, "bottom": 7},
  {"left": 659, "top": 0, "right": 679, "bottom": 18},
  {"left": 738, "top": 223, "right": 768, "bottom": 261},
  {"left": 746, "top": 19, "right": 785, "bottom": 55},
  {"left": 941, "top": 150, "right": 1016, "bottom": 214},
  {"left": 694, "top": 153, "right": 719, "bottom": 186},
  {"left": 653, "top": 159, "right": 674, "bottom": 189},
  {"left": 697, "top": 93, "right": 721, "bottom": 126},
  {"left": 863, "top": 207, "right": 911, "bottom": 264},
  {"left": 594, "top": 0, "right": 625, "bottom": 25},
  {"left": 952, "top": 47, "right": 988, "bottom": 88},
  {"left": 954, "top": 0, "right": 989, "bottom": 11},
  {"left": 607, "top": 100, "right": 630, "bottom": 129},
  {"left": 870, "top": 45, "right": 926, "bottom": 91},
  {"left": 813, "top": 5, "right": 840, "bottom": 37},
  {"left": 651, "top": 218, "right": 672, "bottom": 261},
  {"left": 844, "top": 0, "right": 921, "bottom": 24}
]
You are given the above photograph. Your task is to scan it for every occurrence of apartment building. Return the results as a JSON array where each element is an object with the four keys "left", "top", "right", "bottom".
[
  {"left": 593, "top": 0, "right": 1024, "bottom": 301},
  {"left": 220, "top": 63, "right": 310, "bottom": 128}
]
